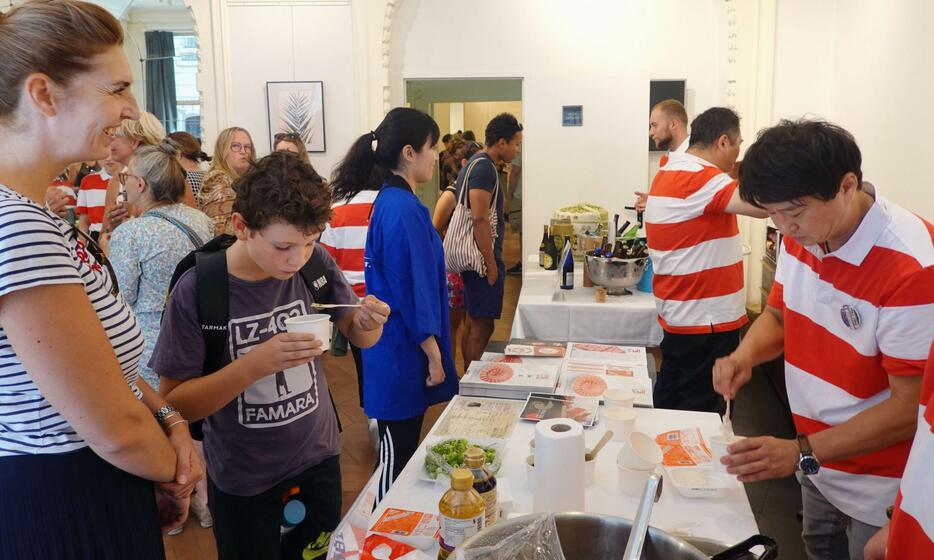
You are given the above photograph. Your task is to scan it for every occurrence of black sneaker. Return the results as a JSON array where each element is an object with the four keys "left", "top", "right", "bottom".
[{"left": 507, "top": 263, "right": 523, "bottom": 276}]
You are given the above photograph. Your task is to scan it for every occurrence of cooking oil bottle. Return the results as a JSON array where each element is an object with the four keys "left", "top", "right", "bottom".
[
  {"left": 463, "top": 447, "right": 497, "bottom": 527},
  {"left": 437, "top": 468, "right": 485, "bottom": 559}
]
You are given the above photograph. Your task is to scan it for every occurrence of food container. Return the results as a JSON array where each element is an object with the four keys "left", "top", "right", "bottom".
[
  {"left": 457, "top": 512, "right": 778, "bottom": 559},
  {"left": 664, "top": 466, "right": 729, "bottom": 499},
  {"left": 585, "top": 255, "right": 647, "bottom": 296}
]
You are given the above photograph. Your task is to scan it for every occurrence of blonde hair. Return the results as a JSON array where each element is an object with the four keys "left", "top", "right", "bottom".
[
  {"left": 652, "top": 99, "right": 688, "bottom": 126},
  {"left": 210, "top": 127, "right": 255, "bottom": 178},
  {"left": 0, "top": 0, "right": 123, "bottom": 119},
  {"left": 115, "top": 111, "right": 165, "bottom": 147},
  {"left": 131, "top": 139, "right": 188, "bottom": 204},
  {"left": 273, "top": 134, "right": 311, "bottom": 165}
]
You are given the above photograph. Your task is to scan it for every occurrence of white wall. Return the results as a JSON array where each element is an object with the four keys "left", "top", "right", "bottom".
[
  {"left": 226, "top": 3, "right": 356, "bottom": 179},
  {"left": 390, "top": 0, "right": 730, "bottom": 262},
  {"left": 773, "top": 0, "right": 934, "bottom": 221}
]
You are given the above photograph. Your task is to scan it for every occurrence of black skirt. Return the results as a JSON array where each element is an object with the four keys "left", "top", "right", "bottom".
[{"left": 0, "top": 446, "right": 165, "bottom": 559}]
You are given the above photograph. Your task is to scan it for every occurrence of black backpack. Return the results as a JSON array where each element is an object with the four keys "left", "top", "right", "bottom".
[{"left": 166, "top": 234, "right": 343, "bottom": 439}]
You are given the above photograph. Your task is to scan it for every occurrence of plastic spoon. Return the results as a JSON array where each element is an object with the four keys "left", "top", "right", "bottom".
[
  {"left": 310, "top": 303, "right": 363, "bottom": 310},
  {"left": 585, "top": 430, "right": 614, "bottom": 462},
  {"left": 622, "top": 472, "right": 663, "bottom": 560},
  {"left": 722, "top": 398, "right": 734, "bottom": 437}
]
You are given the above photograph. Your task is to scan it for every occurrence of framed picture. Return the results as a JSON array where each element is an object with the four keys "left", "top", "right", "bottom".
[
  {"left": 562, "top": 105, "right": 583, "bottom": 127},
  {"left": 266, "top": 81, "right": 326, "bottom": 153}
]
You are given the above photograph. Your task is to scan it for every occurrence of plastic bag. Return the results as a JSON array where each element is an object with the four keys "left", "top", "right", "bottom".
[
  {"left": 423, "top": 439, "right": 503, "bottom": 480},
  {"left": 452, "top": 513, "right": 566, "bottom": 560}
]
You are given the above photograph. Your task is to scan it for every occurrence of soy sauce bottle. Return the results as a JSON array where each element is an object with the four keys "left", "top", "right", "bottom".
[{"left": 464, "top": 447, "right": 497, "bottom": 527}]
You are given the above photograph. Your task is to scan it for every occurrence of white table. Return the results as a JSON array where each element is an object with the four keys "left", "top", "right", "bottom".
[
  {"left": 513, "top": 255, "right": 663, "bottom": 346},
  {"left": 373, "top": 396, "right": 760, "bottom": 554}
]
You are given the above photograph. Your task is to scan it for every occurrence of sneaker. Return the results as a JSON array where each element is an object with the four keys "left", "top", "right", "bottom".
[
  {"left": 167, "top": 525, "right": 185, "bottom": 536},
  {"left": 506, "top": 263, "right": 522, "bottom": 276},
  {"left": 191, "top": 501, "right": 214, "bottom": 529}
]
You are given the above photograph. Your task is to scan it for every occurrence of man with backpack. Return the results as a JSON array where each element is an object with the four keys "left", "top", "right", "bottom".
[{"left": 150, "top": 152, "right": 390, "bottom": 560}]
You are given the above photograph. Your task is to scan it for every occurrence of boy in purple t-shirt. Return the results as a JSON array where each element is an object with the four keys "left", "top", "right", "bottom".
[{"left": 151, "top": 153, "right": 390, "bottom": 559}]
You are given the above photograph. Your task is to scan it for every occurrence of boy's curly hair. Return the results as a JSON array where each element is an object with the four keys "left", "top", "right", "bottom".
[{"left": 232, "top": 151, "right": 331, "bottom": 234}]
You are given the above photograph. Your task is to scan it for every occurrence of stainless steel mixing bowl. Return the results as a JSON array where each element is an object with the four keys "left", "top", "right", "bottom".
[{"left": 585, "top": 255, "right": 648, "bottom": 295}]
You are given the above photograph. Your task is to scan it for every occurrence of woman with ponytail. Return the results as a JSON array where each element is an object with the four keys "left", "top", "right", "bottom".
[
  {"left": 168, "top": 130, "right": 212, "bottom": 202},
  {"left": 332, "top": 108, "right": 457, "bottom": 497}
]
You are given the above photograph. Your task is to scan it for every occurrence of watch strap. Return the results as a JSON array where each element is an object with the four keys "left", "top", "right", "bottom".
[{"left": 796, "top": 433, "right": 813, "bottom": 455}]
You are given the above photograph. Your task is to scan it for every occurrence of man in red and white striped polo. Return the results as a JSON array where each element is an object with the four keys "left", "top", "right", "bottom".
[
  {"left": 645, "top": 107, "right": 767, "bottom": 413},
  {"left": 714, "top": 120, "right": 934, "bottom": 559},
  {"left": 863, "top": 340, "right": 934, "bottom": 559}
]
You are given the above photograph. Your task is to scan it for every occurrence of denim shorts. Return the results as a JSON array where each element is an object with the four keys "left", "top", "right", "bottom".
[{"left": 461, "top": 259, "right": 505, "bottom": 319}]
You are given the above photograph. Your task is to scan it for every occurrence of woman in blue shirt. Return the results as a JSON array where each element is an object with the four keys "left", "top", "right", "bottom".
[{"left": 331, "top": 108, "right": 457, "bottom": 498}]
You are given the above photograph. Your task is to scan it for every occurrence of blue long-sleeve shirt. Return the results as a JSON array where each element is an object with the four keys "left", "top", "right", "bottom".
[{"left": 362, "top": 175, "right": 458, "bottom": 420}]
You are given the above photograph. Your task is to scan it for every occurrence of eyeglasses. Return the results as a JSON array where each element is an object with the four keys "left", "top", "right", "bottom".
[
  {"left": 71, "top": 227, "right": 119, "bottom": 296},
  {"left": 230, "top": 142, "right": 253, "bottom": 153},
  {"left": 118, "top": 172, "right": 142, "bottom": 188}
]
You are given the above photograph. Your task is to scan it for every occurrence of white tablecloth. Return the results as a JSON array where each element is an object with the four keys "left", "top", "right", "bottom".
[
  {"left": 513, "top": 255, "right": 663, "bottom": 346},
  {"left": 373, "top": 396, "right": 760, "bottom": 554}
]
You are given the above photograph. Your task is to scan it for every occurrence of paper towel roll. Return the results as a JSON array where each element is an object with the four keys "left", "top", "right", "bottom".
[{"left": 533, "top": 418, "right": 585, "bottom": 513}]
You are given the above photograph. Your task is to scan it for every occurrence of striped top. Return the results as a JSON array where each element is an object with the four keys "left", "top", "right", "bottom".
[
  {"left": 320, "top": 190, "right": 378, "bottom": 298},
  {"left": 0, "top": 185, "right": 144, "bottom": 457},
  {"left": 767, "top": 193, "right": 934, "bottom": 526},
  {"left": 658, "top": 135, "right": 690, "bottom": 168},
  {"left": 76, "top": 169, "right": 112, "bottom": 233},
  {"left": 645, "top": 152, "right": 747, "bottom": 334},
  {"left": 887, "top": 341, "right": 934, "bottom": 558}
]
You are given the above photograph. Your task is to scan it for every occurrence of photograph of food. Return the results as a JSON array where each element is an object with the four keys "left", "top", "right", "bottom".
[
  {"left": 570, "top": 374, "right": 608, "bottom": 397},
  {"left": 520, "top": 393, "right": 598, "bottom": 426},
  {"left": 478, "top": 363, "right": 514, "bottom": 383},
  {"left": 606, "top": 365, "right": 636, "bottom": 377}
]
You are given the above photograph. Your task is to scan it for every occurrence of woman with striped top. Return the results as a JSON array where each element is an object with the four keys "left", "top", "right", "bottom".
[{"left": 0, "top": 2, "right": 204, "bottom": 557}]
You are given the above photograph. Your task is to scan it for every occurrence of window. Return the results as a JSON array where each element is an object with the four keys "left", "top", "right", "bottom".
[{"left": 172, "top": 33, "right": 200, "bottom": 137}]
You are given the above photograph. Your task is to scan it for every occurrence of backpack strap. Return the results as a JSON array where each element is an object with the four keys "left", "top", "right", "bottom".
[{"left": 195, "top": 249, "right": 230, "bottom": 376}]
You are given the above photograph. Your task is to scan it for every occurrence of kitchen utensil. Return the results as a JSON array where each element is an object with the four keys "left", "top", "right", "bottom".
[
  {"left": 585, "top": 430, "right": 614, "bottom": 462},
  {"left": 623, "top": 471, "right": 663, "bottom": 560}
]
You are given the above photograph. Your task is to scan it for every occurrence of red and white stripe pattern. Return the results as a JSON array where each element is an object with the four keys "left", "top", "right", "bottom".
[
  {"left": 320, "top": 190, "right": 378, "bottom": 298},
  {"left": 645, "top": 152, "right": 747, "bottom": 334},
  {"left": 887, "top": 341, "right": 934, "bottom": 558},
  {"left": 767, "top": 194, "right": 934, "bottom": 527}
]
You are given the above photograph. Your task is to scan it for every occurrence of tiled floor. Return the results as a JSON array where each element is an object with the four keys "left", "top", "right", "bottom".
[{"left": 164, "top": 229, "right": 806, "bottom": 559}]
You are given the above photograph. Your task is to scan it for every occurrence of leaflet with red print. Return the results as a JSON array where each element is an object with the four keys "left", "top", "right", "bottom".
[
  {"left": 479, "top": 351, "right": 564, "bottom": 369},
  {"left": 459, "top": 361, "right": 561, "bottom": 399},
  {"left": 566, "top": 342, "right": 648, "bottom": 366},
  {"left": 555, "top": 360, "right": 653, "bottom": 407}
]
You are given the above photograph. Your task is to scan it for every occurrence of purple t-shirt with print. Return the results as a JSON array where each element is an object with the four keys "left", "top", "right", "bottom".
[{"left": 149, "top": 245, "right": 357, "bottom": 496}]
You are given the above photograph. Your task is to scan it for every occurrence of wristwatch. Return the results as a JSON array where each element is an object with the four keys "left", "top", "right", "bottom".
[
  {"left": 797, "top": 433, "right": 821, "bottom": 475},
  {"left": 154, "top": 404, "right": 179, "bottom": 423}
]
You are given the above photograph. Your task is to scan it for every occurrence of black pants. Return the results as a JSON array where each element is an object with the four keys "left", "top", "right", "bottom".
[
  {"left": 376, "top": 415, "right": 425, "bottom": 502},
  {"left": 653, "top": 329, "right": 741, "bottom": 413},
  {"left": 0, "top": 447, "right": 164, "bottom": 559},
  {"left": 208, "top": 455, "right": 342, "bottom": 560},
  {"left": 351, "top": 343, "right": 364, "bottom": 408}
]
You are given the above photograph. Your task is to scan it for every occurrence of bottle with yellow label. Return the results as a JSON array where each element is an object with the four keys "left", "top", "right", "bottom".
[
  {"left": 437, "top": 468, "right": 485, "bottom": 560},
  {"left": 463, "top": 447, "right": 497, "bottom": 527}
]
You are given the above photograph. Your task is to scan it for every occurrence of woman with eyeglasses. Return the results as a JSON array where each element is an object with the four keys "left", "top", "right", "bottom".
[
  {"left": 0, "top": 1, "right": 204, "bottom": 557},
  {"left": 200, "top": 126, "right": 255, "bottom": 237}
]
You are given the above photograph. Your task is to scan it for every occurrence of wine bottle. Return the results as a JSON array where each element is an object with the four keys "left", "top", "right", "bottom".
[
  {"left": 539, "top": 225, "right": 548, "bottom": 267},
  {"left": 560, "top": 236, "right": 574, "bottom": 290},
  {"left": 544, "top": 231, "right": 558, "bottom": 271}
]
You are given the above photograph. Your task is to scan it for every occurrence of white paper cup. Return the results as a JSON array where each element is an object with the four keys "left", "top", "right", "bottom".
[
  {"left": 616, "top": 431, "right": 663, "bottom": 471},
  {"left": 604, "top": 388, "right": 635, "bottom": 408},
  {"left": 526, "top": 453, "right": 596, "bottom": 487},
  {"left": 284, "top": 314, "right": 331, "bottom": 349},
  {"left": 618, "top": 463, "right": 656, "bottom": 497},
  {"left": 710, "top": 434, "right": 745, "bottom": 476},
  {"left": 603, "top": 407, "right": 637, "bottom": 442}
]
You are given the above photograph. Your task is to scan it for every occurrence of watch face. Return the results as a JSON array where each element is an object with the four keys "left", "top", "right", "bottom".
[{"left": 800, "top": 456, "right": 821, "bottom": 475}]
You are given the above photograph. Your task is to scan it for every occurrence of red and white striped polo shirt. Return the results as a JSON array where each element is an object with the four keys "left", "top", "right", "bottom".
[
  {"left": 645, "top": 152, "right": 747, "bottom": 334},
  {"left": 886, "top": 340, "right": 934, "bottom": 557},
  {"left": 767, "top": 194, "right": 934, "bottom": 527},
  {"left": 76, "top": 169, "right": 112, "bottom": 233},
  {"left": 320, "top": 190, "right": 378, "bottom": 298}
]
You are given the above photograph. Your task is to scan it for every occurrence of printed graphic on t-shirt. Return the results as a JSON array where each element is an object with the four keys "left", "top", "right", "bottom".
[{"left": 229, "top": 300, "right": 320, "bottom": 428}]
